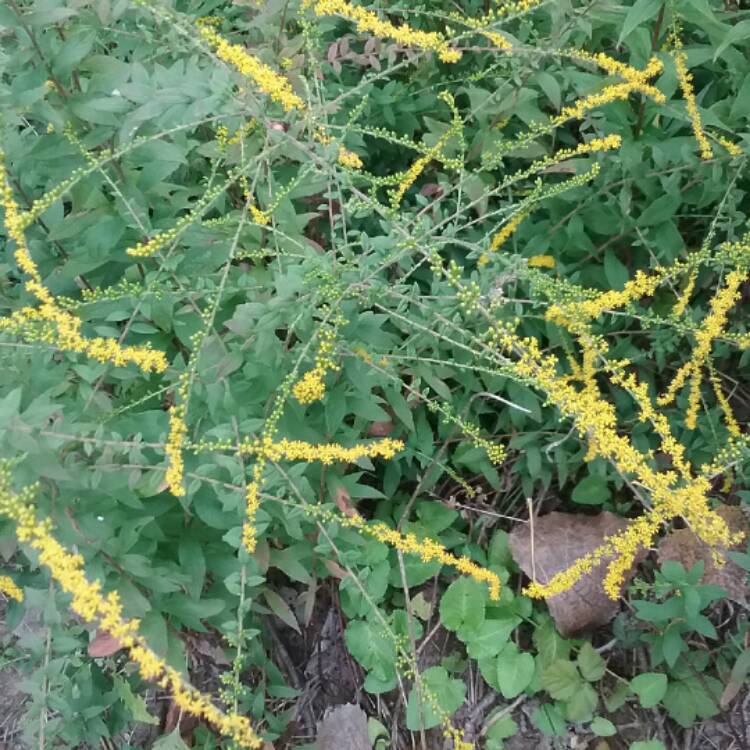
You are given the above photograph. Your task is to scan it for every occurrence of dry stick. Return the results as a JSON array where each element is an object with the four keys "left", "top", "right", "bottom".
[
  {"left": 526, "top": 496, "right": 536, "bottom": 584},
  {"left": 397, "top": 549, "right": 428, "bottom": 750}
]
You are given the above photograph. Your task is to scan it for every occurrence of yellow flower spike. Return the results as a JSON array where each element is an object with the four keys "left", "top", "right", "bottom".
[
  {"left": 658, "top": 268, "right": 748, "bottom": 413},
  {"left": 488, "top": 209, "right": 529, "bottom": 255},
  {"left": 527, "top": 255, "right": 555, "bottom": 269},
  {"left": 0, "top": 150, "right": 168, "bottom": 375},
  {"left": 709, "top": 371, "right": 741, "bottom": 438},
  {"left": 308, "top": 0, "right": 460, "bottom": 63},
  {"left": 389, "top": 92, "right": 463, "bottom": 208},
  {"left": 165, "top": 407, "right": 188, "bottom": 497},
  {"left": 0, "top": 469, "right": 263, "bottom": 750},
  {"left": 196, "top": 22, "right": 304, "bottom": 113},
  {"left": 714, "top": 133, "right": 742, "bottom": 157},
  {"left": 673, "top": 50, "right": 712, "bottom": 160},
  {"left": 292, "top": 367, "right": 327, "bottom": 404},
  {"left": 332, "top": 513, "right": 500, "bottom": 601},
  {"left": 487, "top": 324, "right": 736, "bottom": 600},
  {"left": 0, "top": 574, "right": 23, "bottom": 602},
  {"left": 248, "top": 204, "right": 270, "bottom": 226},
  {"left": 337, "top": 147, "right": 363, "bottom": 170}
]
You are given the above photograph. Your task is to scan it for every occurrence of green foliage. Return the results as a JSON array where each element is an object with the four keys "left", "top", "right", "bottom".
[{"left": 0, "top": 0, "right": 749, "bottom": 747}]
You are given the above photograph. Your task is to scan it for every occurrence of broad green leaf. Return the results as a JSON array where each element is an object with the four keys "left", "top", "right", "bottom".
[
  {"left": 406, "top": 667, "right": 465, "bottom": 730},
  {"left": 463, "top": 616, "right": 519, "bottom": 659},
  {"left": 618, "top": 0, "right": 662, "bottom": 44},
  {"left": 577, "top": 642, "right": 605, "bottom": 682},
  {"left": 571, "top": 475, "right": 610, "bottom": 505},
  {"left": 439, "top": 577, "right": 487, "bottom": 633},
  {"left": 630, "top": 672, "right": 667, "bottom": 708},
  {"left": 540, "top": 660, "right": 582, "bottom": 701},
  {"left": 496, "top": 643, "right": 535, "bottom": 699},
  {"left": 590, "top": 717, "right": 616, "bottom": 737}
]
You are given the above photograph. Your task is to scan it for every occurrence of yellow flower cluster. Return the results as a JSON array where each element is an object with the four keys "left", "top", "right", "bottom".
[
  {"left": 248, "top": 203, "right": 270, "bottom": 225},
  {"left": 480, "top": 135, "right": 621, "bottom": 267},
  {"left": 447, "top": 11, "right": 512, "bottom": 50},
  {"left": 165, "top": 407, "right": 188, "bottom": 497},
  {"left": 0, "top": 468, "right": 262, "bottom": 749},
  {"left": 238, "top": 437, "right": 404, "bottom": 552},
  {"left": 709, "top": 371, "right": 741, "bottom": 438},
  {"left": 489, "top": 325, "right": 738, "bottom": 599},
  {"left": 478, "top": 209, "right": 529, "bottom": 267},
  {"left": 527, "top": 254, "right": 555, "bottom": 269},
  {"left": 0, "top": 574, "right": 23, "bottom": 602},
  {"left": 197, "top": 22, "right": 304, "bottom": 112},
  {"left": 197, "top": 436, "right": 404, "bottom": 464},
  {"left": 292, "top": 327, "right": 338, "bottom": 405},
  {"left": 307, "top": 0, "right": 461, "bottom": 63},
  {"left": 551, "top": 57, "right": 665, "bottom": 130},
  {"left": 389, "top": 93, "right": 463, "bottom": 209},
  {"left": 673, "top": 50, "right": 712, "bottom": 160},
  {"left": 657, "top": 268, "right": 748, "bottom": 428},
  {"left": 547, "top": 265, "right": 666, "bottom": 336},
  {"left": 347, "top": 515, "right": 501, "bottom": 600},
  {"left": 714, "top": 133, "right": 742, "bottom": 157},
  {"left": 0, "top": 150, "right": 167, "bottom": 374},
  {"left": 338, "top": 147, "right": 363, "bottom": 169},
  {"left": 216, "top": 119, "right": 257, "bottom": 151},
  {"left": 569, "top": 48, "right": 659, "bottom": 85},
  {"left": 292, "top": 367, "right": 326, "bottom": 404},
  {"left": 302, "top": 500, "right": 500, "bottom": 601},
  {"left": 672, "top": 268, "right": 698, "bottom": 319}
]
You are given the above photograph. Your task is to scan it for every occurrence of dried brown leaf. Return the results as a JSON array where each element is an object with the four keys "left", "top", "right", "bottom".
[
  {"left": 368, "top": 419, "right": 394, "bottom": 437},
  {"left": 658, "top": 504, "right": 748, "bottom": 604},
  {"left": 315, "top": 704, "right": 369, "bottom": 750},
  {"left": 334, "top": 485, "right": 358, "bottom": 518},
  {"left": 323, "top": 558, "right": 348, "bottom": 580},
  {"left": 509, "top": 511, "right": 645, "bottom": 636},
  {"left": 87, "top": 630, "right": 125, "bottom": 658}
]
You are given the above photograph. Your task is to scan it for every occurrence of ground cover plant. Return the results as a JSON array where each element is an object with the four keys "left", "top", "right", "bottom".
[{"left": 1, "top": 0, "right": 750, "bottom": 748}]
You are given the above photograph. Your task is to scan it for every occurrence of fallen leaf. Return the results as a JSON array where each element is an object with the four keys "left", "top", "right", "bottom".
[
  {"left": 509, "top": 511, "right": 645, "bottom": 636},
  {"left": 334, "top": 485, "right": 358, "bottom": 518},
  {"left": 315, "top": 704, "right": 370, "bottom": 750},
  {"left": 323, "top": 558, "right": 349, "bottom": 579},
  {"left": 658, "top": 504, "right": 748, "bottom": 604},
  {"left": 368, "top": 419, "right": 394, "bottom": 437},
  {"left": 88, "top": 630, "right": 125, "bottom": 657}
]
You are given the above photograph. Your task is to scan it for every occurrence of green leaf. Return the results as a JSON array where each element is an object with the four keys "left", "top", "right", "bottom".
[
  {"left": 564, "top": 682, "right": 598, "bottom": 722},
  {"left": 486, "top": 715, "right": 518, "bottom": 742},
  {"left": 577, "top": 643, "right": 605, "bottom": 682},
  {"left": 662, "top": 623, "right": 685, "bottom": 667},
  {"left": 628, "top": 743, "right": 667, "bottom": 750},
  {"left": 439, "top": 577, "right": 486, "bottom": 634},
  {"left": 631, "top": 672, "right": 667, "bottom": 708},
  {"left": 618, "top": 0, "right": 662, "bottom": 44},
  {"left": 152, "top": 730, "right": 190, "bottom": 750},
  {"left": 463, "top": 616, "right": 519, "bottom": 659},
  {"left": 496, "top": 643, "right": 535, "bottom": 699},
  {"left": 345, "top": 619, "right": 397, "bottom": 683},
  {"left": 590, "top": 717, "right": 616, "bottom": 737},
  {"left": 263, "top": 589, "right": 301, "bottom": 634},
  {"left": 178, "top": 537, "right": 205, "bottom": 600},
  {"left": 531, "top": 703, "right": 566, "bottom": 736},
  {"left": 604, "top": 249, "right": 629, "bottom": 290},
  {"left": 571, "top": 475, "right": 610, "bottom": 505},
  {"left": 406, "top": 667, "right": 465, "bottom": 730},
  {"left": 541, "top": 660, "right": 582, "bottom": 701},
  {"left": 638, "top": 194, "right": 681, "bottom": 228},
  {"left": 113, "top": 676, "right": 159, "bottom": 725}
]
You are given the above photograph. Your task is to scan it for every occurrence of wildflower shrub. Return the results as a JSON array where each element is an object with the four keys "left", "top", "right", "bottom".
[{"left": 0, "top": 0, "right": 749, "bottom": 747}]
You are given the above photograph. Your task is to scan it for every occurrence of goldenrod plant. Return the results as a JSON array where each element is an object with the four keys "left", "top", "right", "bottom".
[{"left": 1, "top": 0, "right": 750, "bottom": 747}]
